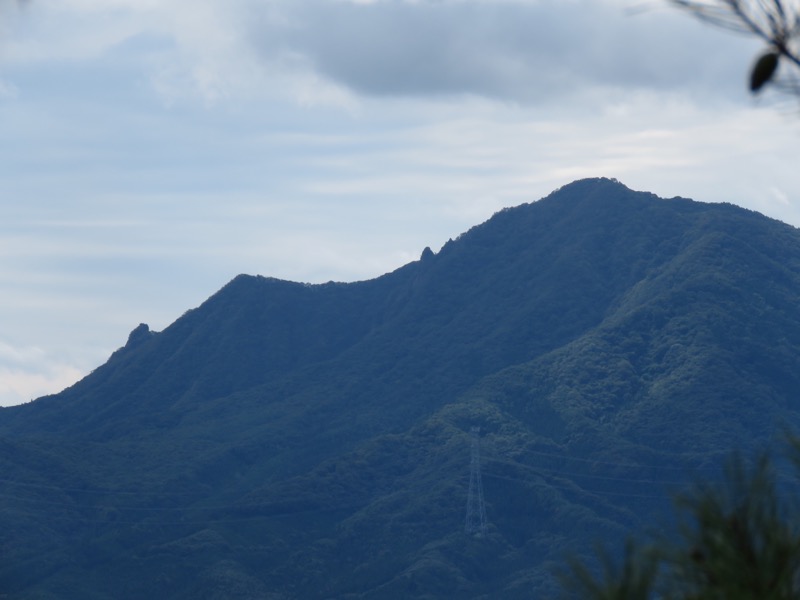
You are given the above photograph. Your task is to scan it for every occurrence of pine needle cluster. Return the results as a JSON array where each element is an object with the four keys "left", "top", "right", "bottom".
[{"left": 563, "top": 439, "right": 800, "bottom": 599}]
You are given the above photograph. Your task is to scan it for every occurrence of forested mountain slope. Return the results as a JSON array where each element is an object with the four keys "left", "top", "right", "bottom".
[{"left": 2, "top": 177, "right": 800, "bottom": 599}]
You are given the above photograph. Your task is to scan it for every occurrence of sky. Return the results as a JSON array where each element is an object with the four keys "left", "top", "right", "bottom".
[{"left": 1, "top": 0, "right": 800, "bottom": 407}]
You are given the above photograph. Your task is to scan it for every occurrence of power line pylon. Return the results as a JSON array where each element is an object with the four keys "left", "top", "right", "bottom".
[{"left": 465, "top": 426, "right": 487, "bottom": 535}]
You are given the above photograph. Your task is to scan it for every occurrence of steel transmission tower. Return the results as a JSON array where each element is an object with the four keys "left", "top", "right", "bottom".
[{"left": 465, "top": 426, "right": 487, "bottom": 535}]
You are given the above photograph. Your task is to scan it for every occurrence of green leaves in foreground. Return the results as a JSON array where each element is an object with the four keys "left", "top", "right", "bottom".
[
  {"left": 564, "top": 540, "right": 659, "bottom": 600},
  {"left": 750, "top": 51, "right": 780, "bottom": 93},
  {"left": 564, "top": 442, "right": 800, "bottom": 599}
]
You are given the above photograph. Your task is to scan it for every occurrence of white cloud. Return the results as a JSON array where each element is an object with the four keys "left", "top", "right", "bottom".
[
  {"left": 769, "top": 187, "right": 790, "bottom": 207},
  {"left": 0, "top": 339, "right": 85, "bottom": 406},
  {"left": 239, "top": 0, "right": 759, "bottom": 105},
  {"left": 0, "top": 340, "right": 46, "bottom": 366},
  {"left": 0, "top": 78, "right": 18, "bottom": 98},
  {"left": 0, "top": 0, "right": 762, "bottom": 107}
]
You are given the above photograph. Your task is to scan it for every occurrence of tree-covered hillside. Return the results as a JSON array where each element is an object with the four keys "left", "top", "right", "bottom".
[{"left": 2, "top": 178, "right": 800, "bottom": 599}]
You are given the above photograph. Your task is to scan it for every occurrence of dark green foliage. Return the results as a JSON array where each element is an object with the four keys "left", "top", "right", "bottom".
[
  {"left": 669, "top": 1, "right": 800, "bottom": 97},
  {"left": 1, "top": 178, "right": 800, "bottom": 598},
  {"left": 563, "top": 540, "right": 659, "bottom": 600},
  {"left": 564, "top": 444, "right": 800, "bottom": 600},
  {"left": 750, "top": 51, "right": 780, "bottom": 92}
]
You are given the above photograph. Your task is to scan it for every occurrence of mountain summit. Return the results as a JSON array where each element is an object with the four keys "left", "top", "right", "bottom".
[{"left": 2, "top": 178, "right": 800, "bottom": 599}]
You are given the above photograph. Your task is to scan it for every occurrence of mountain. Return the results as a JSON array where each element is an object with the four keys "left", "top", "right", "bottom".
[{"left": 2, "top": 177, "right": 800, "bottom": 599}]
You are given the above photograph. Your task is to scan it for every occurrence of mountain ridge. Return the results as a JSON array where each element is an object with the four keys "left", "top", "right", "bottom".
[{"left": 2, "top": 177, "right": 800, "bottom": 599}]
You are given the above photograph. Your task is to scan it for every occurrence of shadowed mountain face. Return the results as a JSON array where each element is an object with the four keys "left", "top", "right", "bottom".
[{"left": 2, "top": 178, "right": 800, "bottom": 599}]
